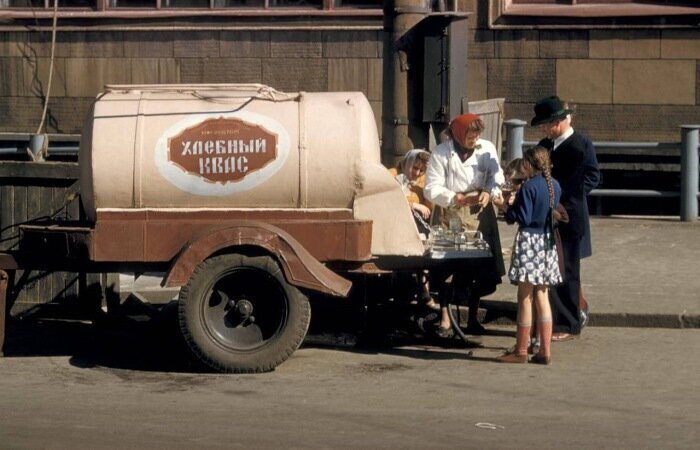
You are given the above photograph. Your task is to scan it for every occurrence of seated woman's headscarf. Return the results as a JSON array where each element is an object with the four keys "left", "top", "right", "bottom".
[{"left": 394, "top": 149, "right": 431, "bottom": 194}]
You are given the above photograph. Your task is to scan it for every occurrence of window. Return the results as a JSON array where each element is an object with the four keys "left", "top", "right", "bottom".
[
  {"left": 334, "top": 0, "right": 379, "bottom": 8},
  {"left": 0, "top": 0, "right": 382, "bottom": 17},
  {"left": 490, "top": 0, "right": 700, "bottom": 28},
  {"left": 1, "top": 0, "right": 91, "bottom": 5}
]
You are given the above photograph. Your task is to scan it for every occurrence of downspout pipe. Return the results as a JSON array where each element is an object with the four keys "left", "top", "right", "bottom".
[
  {"left": 381, "top": 0, "right": 431, "bottom": 167},
  {"left": 504, "top": 119, "right": 526, "bottom": 162},
  {"left": 680, "top": 125, "right": 699, "bottom": 222}
]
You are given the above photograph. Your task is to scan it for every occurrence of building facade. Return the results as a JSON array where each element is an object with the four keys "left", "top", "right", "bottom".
[{"left": 1, "top": 0, "right": 699, "bottom": 143}]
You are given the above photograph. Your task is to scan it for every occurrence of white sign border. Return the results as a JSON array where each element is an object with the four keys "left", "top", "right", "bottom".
[{"left": 155, "top": 111, "right": 291, "bottom": 196}]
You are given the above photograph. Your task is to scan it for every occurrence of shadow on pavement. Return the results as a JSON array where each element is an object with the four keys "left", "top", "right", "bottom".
[
  {"left": 3, "top": 302, "right": 202, "bottom": 373},
  {"left": 3, "top": 298, "right": 517, "bottom": 372}
]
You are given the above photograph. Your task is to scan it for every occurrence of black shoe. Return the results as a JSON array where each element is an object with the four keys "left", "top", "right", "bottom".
[
  {"left": 435, "top": 325, "right": 455, "bottom": 339},
  {"left": 416, "top": 312, "right": 439, "bottom": 334},
  {"left": 465, "top": 322, "right": 486, "bottom": 336}
]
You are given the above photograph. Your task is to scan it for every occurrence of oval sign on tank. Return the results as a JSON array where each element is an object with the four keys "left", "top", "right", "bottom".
[{"left": 155, "top": 111, "right": 290, "bottom": 196}]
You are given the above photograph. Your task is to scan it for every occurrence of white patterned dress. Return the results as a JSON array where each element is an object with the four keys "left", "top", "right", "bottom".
[
  {"left": 508, "top": 230, "right": 562, "bottom": 285},
  {"left": 505, "top": 174, "right": 562, "bottom": 286}
]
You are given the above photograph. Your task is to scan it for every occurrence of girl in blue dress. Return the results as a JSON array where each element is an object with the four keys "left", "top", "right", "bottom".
[{"left": 498, "top": 146, "right": 562, "bottom": 365}]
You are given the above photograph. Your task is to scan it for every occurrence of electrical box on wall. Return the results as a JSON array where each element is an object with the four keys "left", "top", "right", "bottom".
[{"left": 422, "top": 16, "right": 468, "bottom": 124}]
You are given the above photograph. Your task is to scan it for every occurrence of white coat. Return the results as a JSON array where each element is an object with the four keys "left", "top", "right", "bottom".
[{"left": 424, "top": 138, "right": 504, "bottom": 208}]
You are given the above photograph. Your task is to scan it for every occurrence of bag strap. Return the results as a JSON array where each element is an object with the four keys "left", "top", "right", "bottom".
[{"left": 544, "top": 207, "right": 555, "bottom": 251}]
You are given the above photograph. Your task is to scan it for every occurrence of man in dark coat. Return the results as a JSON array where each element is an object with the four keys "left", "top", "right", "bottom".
[
  {"left": 531, "top": 96, "right": 600, "bottom": 340},
  {"left": 577, "top": 124, "right": 601, "bottom": 327}
]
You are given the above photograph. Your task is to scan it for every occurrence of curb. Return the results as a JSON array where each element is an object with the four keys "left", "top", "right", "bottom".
[
  {"left": 480, "top": 300, "right": 700, "bottom": 329},
  {"left": 587, "top": 312, "right": 700, "bottom": 329}
]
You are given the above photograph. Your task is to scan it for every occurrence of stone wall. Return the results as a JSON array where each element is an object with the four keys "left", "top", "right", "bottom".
[
  {"left": 464, "top": 1, "right": 700, "bottom": 143},
  {"left": 0, "top": 29, "right": 384, "bottom": 137},
  {"left": 1, "top": 4, "right": 699, "bottom": 144}
]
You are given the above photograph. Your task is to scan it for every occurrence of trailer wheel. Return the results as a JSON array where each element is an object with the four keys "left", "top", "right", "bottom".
[{"left": 178, "top": 254, "right": 310, "bottom": 373}]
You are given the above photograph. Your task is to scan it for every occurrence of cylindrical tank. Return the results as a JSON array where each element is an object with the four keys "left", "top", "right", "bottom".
[
  {"left": 80, "top": 84, "right": 380, "bottom": 220},
  {"left": 80, "top": 84, "right": 425, "bottom": 256}
]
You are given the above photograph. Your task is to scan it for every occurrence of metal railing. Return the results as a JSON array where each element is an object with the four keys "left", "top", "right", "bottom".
[
  {"left": 503, "top": 120, "right": 700, "bottom": 222},
  {"left": 0, "top": 133, "right": 80, "bottom": 158},
  {"left": 2, "top": 126, "right": 699, "bottom": 221}
]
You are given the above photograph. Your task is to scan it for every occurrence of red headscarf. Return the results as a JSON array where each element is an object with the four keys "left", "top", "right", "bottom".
[{"left": 449, "top": 113, "right": 481, "bottom": 147}]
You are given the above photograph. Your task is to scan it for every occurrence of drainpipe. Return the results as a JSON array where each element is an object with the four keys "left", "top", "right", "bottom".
[
  {"left": 504, "top": 119, "right": 526, "bottom": 162},
  {"left": 28, "top": 134, "right": 48, "bottom": 162},
  {"left": 680, "top": 125, "right": 699, "bottom": 222},
  {"left": 381, "top": 0, "right": 431, "bottom": 166}
]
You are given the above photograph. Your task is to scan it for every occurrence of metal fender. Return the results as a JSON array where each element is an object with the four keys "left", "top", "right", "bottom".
[{"left": 163, "top": 220, "right": 352, "bottom": 297}]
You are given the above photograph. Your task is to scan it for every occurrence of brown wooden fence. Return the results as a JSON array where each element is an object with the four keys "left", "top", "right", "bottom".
[{"left": 0, "top": 161, "right": 100, "bottom": 317}]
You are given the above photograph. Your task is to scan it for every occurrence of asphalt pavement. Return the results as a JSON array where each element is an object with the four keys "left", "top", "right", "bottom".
[
  {"left": 483, "top": 216, "right": 700, "bottom": 329},
  {"left": 1, "top": 217, "right": 699, "bottom": 449},
  {"left": 1, "top": 324, "right": 698, "bottom": 449}
]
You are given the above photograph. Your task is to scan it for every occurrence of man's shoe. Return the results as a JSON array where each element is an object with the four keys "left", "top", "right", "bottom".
[
  {"left": 551, "top": 332, "right": 579, "bottom": 342},
  {"left": 530, "top": 354, "right": 551, "bottom": 365},
  {"left": 580, "top": 304, "right": 590, "bottom": 329}
]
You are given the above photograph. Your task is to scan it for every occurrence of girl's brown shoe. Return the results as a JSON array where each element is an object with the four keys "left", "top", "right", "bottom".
[
  {"left": 530, "top": 354, "right": 552, "bottom": 365},
  {"left": 497, "top": 352, "right": 528, "bottom": 364}
]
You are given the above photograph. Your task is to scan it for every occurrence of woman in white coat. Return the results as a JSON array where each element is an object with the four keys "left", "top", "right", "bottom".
[{"left": 425, "top": 113, "right": 506, "bottom": 337}]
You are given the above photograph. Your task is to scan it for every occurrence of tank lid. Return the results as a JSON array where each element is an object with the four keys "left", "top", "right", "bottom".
[{"left": 104, "top": 83, "right": 299, "bottom": 101}]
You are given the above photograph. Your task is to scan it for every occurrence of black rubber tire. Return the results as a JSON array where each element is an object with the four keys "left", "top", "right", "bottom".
[{"left": 178, "top": 254, "right": 311, "bottom": 373}]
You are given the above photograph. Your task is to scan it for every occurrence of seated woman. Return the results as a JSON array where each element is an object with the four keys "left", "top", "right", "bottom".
[{"left": 389, "top": 149, "right": 439, "bottom": 311}]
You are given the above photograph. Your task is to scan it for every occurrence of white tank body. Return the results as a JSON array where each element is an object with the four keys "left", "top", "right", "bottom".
[{"left": 80, "top": 84, "right": 424, "bottom": 256}]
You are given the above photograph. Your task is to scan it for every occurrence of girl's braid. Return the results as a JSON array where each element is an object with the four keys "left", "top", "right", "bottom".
[{"left": 530, "top": 146, "right": 555, "bottom": 208}]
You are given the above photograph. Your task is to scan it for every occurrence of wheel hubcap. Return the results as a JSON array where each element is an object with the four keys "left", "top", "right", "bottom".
[
  {"left": 230, "top": 299, "right": 255, "bottom": 324},
  {"left": 202, "top": 267, "right": 288, "bottom": 352}
]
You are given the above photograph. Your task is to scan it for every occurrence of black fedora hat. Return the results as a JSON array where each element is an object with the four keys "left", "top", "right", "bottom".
[{"left": 530, "top": 95, "right": 573, "bottom": 126}]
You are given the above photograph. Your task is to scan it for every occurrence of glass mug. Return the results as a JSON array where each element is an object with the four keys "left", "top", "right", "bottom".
[{"left": 448, "top": 216, "right": 462, "bottom": 233}]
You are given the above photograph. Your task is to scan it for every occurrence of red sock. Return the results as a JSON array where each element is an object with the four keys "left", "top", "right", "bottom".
[
  {"left": 515, "top": 323, "right": 531, "bottom": 356},
  {"left": 538, "top": 318, "right": 552, "bottom": 358}
]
